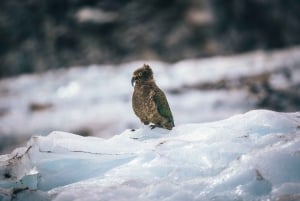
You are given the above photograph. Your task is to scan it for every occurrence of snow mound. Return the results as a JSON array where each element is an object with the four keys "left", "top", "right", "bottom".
[{"left": 1, "top": 110, "right": 300, "bottom": 201}]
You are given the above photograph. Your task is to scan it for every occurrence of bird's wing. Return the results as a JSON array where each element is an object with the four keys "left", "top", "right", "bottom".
[{"left": 153, "top": 89, "right": 174, "bottom": 123}]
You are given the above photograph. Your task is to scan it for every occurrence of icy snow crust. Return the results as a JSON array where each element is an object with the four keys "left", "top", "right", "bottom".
[{"left": 1, "top": 110, "right": 300, "bottom": 201}]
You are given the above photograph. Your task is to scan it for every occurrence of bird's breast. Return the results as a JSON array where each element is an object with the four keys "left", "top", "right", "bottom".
[{"left": 132, "top": 85, "right": 155, "bottom": 116}]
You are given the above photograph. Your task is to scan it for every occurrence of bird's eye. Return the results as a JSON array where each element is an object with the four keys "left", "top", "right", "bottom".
[{"left": 139, "top": 72, "right": 143, "bottom": 77}]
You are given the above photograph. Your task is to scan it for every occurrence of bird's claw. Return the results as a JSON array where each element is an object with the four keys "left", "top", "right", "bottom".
[{"left": 150, "top": 125, "right": 156, "bottom": 129}]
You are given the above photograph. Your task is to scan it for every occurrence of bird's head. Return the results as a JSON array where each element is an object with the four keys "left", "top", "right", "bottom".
[{"left": 131, "top": 64, "right": 154, "bottom": 86}]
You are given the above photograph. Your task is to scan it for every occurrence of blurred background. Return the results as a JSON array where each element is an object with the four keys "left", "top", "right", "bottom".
[
  {"left": 1, "top": 0, "right": 300, "bottom": 77},
  {"left": 0, "top": 0, "right": 300, "bottom": 153}
]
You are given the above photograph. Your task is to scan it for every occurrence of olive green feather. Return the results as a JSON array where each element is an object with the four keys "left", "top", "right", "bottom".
[{"left": 153, "top": 91, "right": 174, "bottom": 126}]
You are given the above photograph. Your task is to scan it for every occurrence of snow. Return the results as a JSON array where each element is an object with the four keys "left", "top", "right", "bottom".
[
  {"left": 1, "top": 46, "right": 300, "bottom": 154},
  {"left": 1, "top": 110, "right": 300, "bottom": 201}
]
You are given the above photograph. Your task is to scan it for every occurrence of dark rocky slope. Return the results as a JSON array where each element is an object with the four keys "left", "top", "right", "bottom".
[{"left": 1, "top": 0, "right": 300, "bottom": 77}]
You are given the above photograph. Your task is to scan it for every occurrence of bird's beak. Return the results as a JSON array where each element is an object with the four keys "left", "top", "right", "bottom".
[{"left": 131, "top": 77, "right": 136, "bottom": 87}]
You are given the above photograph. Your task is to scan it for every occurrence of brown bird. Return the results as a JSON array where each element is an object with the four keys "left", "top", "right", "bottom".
[{"left": 131, "top": 64, "right": 175, "bottom": 130}]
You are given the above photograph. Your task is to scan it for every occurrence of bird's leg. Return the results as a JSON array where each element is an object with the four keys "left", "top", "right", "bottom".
[{"left": 142, "top": 121, "right": 149, "bottom": 125}]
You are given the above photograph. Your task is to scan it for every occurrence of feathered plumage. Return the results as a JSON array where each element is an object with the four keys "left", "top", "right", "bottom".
[{"left": 131, "top": 64, "right": 174, "bottom": 130}]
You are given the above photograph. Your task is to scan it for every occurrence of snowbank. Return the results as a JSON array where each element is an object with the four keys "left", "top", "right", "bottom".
[{"left": 1, "top": 110, "right": 300, "bottom": 201}]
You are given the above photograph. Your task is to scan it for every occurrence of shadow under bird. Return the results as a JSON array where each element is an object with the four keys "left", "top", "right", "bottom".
[{"left": 131, "top": 64, "right": 175, "bottom": 130}]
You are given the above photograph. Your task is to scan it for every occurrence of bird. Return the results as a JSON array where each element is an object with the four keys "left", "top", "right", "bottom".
[{"left": 131, "top": 64, "right": 175, "bottom": 130}]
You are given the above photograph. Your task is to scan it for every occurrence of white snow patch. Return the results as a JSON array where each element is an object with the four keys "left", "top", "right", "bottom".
[{"left": 2, "top": 46, "right": 300, "bottom": 145}]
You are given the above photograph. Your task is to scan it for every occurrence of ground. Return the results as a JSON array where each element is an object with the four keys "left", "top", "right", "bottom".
[{"left": 0, "top": 110, "right": 300, "bottom": 201}]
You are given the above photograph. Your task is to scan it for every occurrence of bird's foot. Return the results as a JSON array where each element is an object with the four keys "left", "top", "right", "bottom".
[
  {"left": 150, "top": 124, "right": 162, "bottom": 130},
  {"left": 150, "top": 125, "right": 156, "bottom": 129}
]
